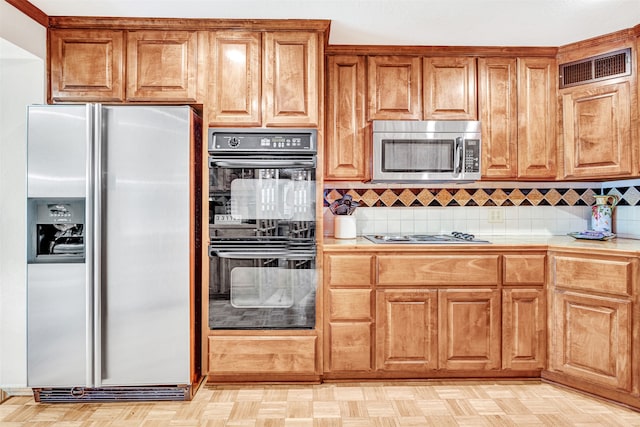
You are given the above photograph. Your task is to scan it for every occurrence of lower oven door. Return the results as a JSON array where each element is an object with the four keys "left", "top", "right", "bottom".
[{"left": 208, "top": 246, "right": 316, "bottom": 329}]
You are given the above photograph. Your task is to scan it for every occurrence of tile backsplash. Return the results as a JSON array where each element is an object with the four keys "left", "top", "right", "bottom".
[{"left": 324, "top": 179, "right": 640, "bottom": 239}]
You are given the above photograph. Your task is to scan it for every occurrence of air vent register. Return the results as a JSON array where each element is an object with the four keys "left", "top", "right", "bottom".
[{"left": 559, "top": 48, "right": 631, "bottom": 88}]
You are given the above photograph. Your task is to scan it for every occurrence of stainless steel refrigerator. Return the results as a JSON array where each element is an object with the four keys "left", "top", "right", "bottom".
[{"left": 26, "top": 104, "right": 202, "bottom": 402}]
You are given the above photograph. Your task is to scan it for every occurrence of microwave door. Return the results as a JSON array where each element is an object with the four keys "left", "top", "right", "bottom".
[{"left": 379, "top": 137, "right": 458, "bottom": 180}]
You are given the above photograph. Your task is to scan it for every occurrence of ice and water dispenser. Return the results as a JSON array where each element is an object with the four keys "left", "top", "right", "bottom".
[{"left": 27, "top": 199, "right": 85, "bottom": 263}]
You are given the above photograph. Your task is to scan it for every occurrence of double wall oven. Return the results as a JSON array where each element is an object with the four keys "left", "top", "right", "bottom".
[{"left": 208, "top": 128, "right": 317, "bottom": 329}]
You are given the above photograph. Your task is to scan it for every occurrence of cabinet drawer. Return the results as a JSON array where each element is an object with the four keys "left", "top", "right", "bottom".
[
  {"left": 554, "top": 255, "right": 633, "bottom": 296},
  {"left": 325, "top": 254, "right": 373, "bottom": 286},
  {"left": 328, "top": 323, "right": 372, "bottom": 371},
  {"left": 329, "top": 289, "right": 372, "bottom": 321},
  {"left": 378, "top": 255, "right": 499, "bottom": 285},
  {"left": 208, "top": 336, "right": 316, "bottom": 374},
  {"left": 504, "top": 254, "right": 546, "bottom": 285}
]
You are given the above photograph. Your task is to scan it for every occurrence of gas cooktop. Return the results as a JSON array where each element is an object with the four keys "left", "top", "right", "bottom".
[{"left": 364, "top": 232, "right": 491, "bottom": 244}]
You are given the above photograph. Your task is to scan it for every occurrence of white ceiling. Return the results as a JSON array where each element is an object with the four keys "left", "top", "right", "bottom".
[{"left": 27, "top": 0, "right": 640, "bottom": 47}]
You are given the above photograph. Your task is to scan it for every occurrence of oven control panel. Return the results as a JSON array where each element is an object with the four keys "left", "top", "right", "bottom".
[{"left": 209, "top": 128, "right": 316, "bottom": 153}]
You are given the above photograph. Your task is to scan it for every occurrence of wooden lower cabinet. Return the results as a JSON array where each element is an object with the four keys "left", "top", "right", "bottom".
[
  {"left": 549, "top": 290, "right": 632, "bottom": 391},
  {"left": 438, "top": 289, "right": 501, "bottom": 370},
  {"left": 502, "top": 288, "right": 546, "bottom": 370},
  {"left": 376, "top": 289, "right": 438, "bottom": 371},
  {"left": 208, "top": 335, "right": 318, "bottom": 380},
  {"left": 327, "top": 323, "right": 373, "bottom": 372}
]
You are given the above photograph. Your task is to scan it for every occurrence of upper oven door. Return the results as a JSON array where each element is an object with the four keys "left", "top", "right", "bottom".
[{"left": 209, "top": 156, "right": 316, "bottom": 240}]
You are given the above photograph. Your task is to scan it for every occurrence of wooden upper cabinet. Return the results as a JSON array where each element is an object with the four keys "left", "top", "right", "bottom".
[
  {"left": 50, "top": 29, "right": 125, "bottom": 102},
  {"left": 208, "top": 31, "right": 262, "bottom": 126},
  {"left": 517, "top": 57, "right": 557, "bottom": 179},
  {"left": 367, "top": 56, "right": 421, "bottom": 120},
  {"left": 562, "top": 81, "right": 633, "bottom": 179},
  {"left": 126, "top": 30, "right": 199, "bottom": 102},
  {"left": 325, "top": 55, "right": 368, "bottom": 180},
  {"left": 423, "top": 57, "right": 477, "bottom": 120},
  {"left": 478, "top": 57, "right": 518, "bottom": 179},
  {"left": 263, "top": 32, "right": 319, "bottom": 127}
]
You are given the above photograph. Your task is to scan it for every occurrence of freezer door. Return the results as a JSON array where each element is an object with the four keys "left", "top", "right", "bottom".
[
  {"left": 27, "top": 264, "right": 88, "bottom": 387},
  {"left": 27, "top": 105, "right": 89, "bottom": 198},
  {"left": 98, "top": 106, "right": 191, "bottom": 386}
]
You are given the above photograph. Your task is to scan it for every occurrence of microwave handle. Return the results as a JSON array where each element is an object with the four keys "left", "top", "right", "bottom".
[{"left": 454, "top": 138, "right": 463, "bottom": 174}]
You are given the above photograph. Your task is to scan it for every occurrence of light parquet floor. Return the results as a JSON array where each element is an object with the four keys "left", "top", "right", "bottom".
[{"left": 2, "top": 381, "right": 640, "bottom": 426}]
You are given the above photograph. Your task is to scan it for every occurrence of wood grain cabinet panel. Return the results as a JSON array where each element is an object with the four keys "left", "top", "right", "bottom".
[
  {"left": 377, "top": 255, "right": 499, "bottom": 286},
  {"left": 126, "top": 30, "right": 199, "bottom": 102},
  {"left": 367, "top": 56, "right": 422, "bottom": 120},
  {"left": 207, "top": 31, "right": 261, "bottom": 126},
  {"left": 503, "top": 254, "right": 546, "bottom": 285},
  {"left": 502, "top": 288, "right": 545, "bottom": 370},
  {"left": 438, "top": 289, "right": 501, "bottom": 370},
  {"left": 325, "top": 254, "right": 374, "bottom": 286},
  {"left": 208, "top": 336, "right": 316, "bottom": 375},
  {"left": 551, "top": 290, "right": 632, "bottom": 391},
  {"left": 376, "top": 289, "right": 438, "bottom": 371},
  {"left": 562, "top": 81, "right": 632, "bottom": 179},
  {"left": 554, "top": 254, "right": 633, "bottom": 296},
  {"left": 50, "top": 29, "right": 124, "bottom": 102},
  {"left": 478, "top": 57, "right": 518, "bottom": 179},
  {"left": 328, "top": 323, "right": 373, "bottom": 372},
  {"left": 263, "top": 32, "right": 319, "bottom": 126},
  {"left": 517, "top": 57, "right": 557, "bottom": 179},
  {"left": 325, "top": 55, "right": 368, "bottom": 180},
  {"left": 329, "top": 289, "right": 372, "bottom": 321},
  {"left": 423, "top": 57, "right": 477, "bottom": 120}
]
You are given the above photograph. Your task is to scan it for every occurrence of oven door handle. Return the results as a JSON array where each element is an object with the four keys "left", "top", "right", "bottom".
[
  {"left": 211, "top": 249, "right": 315, "bottom": 260},
  {"left": 209, "top": 157, "right": 316, "bottom": 169}
]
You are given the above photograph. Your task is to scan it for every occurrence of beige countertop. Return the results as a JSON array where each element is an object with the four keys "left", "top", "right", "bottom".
[{"left": 322, "top": 235, "right": 640, "bottom": 254}]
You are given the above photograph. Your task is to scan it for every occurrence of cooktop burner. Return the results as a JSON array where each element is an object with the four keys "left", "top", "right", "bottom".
[{"left": 364, "top": 232, "right": 491, "bottom": 244}]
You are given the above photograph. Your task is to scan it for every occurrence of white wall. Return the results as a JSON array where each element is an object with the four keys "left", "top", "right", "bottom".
[{"left": 0, "top": 1, "right": 46, "bottom": 390}]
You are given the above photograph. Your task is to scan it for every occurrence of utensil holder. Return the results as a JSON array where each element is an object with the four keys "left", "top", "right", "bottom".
[{"left": 334, "top": 215, "right": 357, "bottom": 239}]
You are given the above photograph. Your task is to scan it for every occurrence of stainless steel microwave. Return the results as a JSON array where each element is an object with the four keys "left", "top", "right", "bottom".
[{"left": 372, "top": 120, "right": 481, "bottom": 182}]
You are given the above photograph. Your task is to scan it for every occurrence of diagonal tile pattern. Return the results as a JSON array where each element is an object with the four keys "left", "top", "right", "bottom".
[{"left": 324, "top": 186, "right": 640, "bottom": 208}]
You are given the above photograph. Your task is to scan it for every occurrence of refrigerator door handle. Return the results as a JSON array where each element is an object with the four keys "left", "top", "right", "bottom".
[
  {"left": 84, "top": 103, "right": 95, "bottom": 387},
  {"left": 92, "top": 104, "right": 103, "bottom": 388}
]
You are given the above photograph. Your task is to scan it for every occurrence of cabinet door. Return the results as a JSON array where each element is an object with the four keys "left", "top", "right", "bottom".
[
  {"left": 562, "top": 81, "right": 632, "bottom": 179},
  {"left": 502, "top": 288, "right": 546, "bottom": 370},
  {"left": 423, "top": 57, "right": 477, "bottom": 120},
  {"left": 367, "top": 56, "right": 422, "bottom": 120},
  {"left": 376, "top": 289, "right": 438, "bottom": 371},
  {"left": 263, "top": 32, "right": 319, "bottom": 126},
  {"left": 478, "top": 57, "right": 518, "bottom": 179},
  {"left": 208, "top": 31, "right": 261, "bottom": 126},
  {"left": 438, "top": 289, "right": 501, "bottom": 370},
  {"left": 517, "top": 57, "right": 557, "bottom": 179},
  {"left": 50, "top": 29, "right": 124, "bottom": 102},
  {"left": 326, "top": 55, "right": 368, "bottom": 180},
  {"left": 551, "top": 290, "right": 632, "bottom": 391},
  {"left": 126, "top": 30, "right": 199, "bottom": 102}
]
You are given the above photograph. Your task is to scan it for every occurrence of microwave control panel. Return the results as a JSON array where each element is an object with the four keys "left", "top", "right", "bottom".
[{"left": 464, "top": 139, "right": 480, "bottom": 173}]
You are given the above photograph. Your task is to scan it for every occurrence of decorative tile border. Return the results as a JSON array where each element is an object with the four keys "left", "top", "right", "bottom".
[
  {"left": 603, "top": 185, "right": 640, "bottom": 206},
  {"left": 323, "top": 186, "right": 640, "bottom": 207}
]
